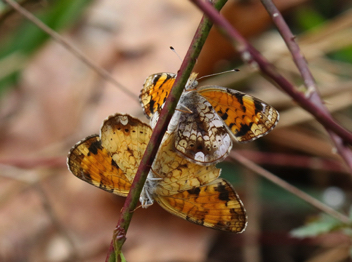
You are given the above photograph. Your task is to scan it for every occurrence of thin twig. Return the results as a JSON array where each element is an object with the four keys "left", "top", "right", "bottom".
[
  {"left": 35, "top": 183, "right": 79, "bottom": 261},
  {"left": 0, "top": 0, "right": 28, "bottom": 22},
  {"left": 0, "top": 165, "right": 79, "bottom": 260},
  {"left": 1, "top": 0, "right": 137, "bottom": 102},
  {"left": 0, "top": 148, "right": 347, "bottom": 174},
  {"left": 232, "top": 150, "right": 348, "bottom": 174},
  {"left": 105, "top": 1, "right": 229, "bottom": 260},
  {"left": 190, "top": 0, "right": 352, "bottom": 222},
  {"left": 189, "top": 0, "right": 352, "bottom": 153},
  {"left": 229, "top": 152, "right": 350, "bottom": 225},
  {"left": 260, "top": 0, "right": 352, "bottom": 173},
  {"left": 0, "top": 157, "right": 65, "bottom": 169},
  {"left": 261, "top": 1, "right": 316, "bottom": 94}
]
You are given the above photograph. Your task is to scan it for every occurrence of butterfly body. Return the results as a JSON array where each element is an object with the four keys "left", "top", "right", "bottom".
[{"left": 175, "top": 91, "right": 232, "bottom": 165}]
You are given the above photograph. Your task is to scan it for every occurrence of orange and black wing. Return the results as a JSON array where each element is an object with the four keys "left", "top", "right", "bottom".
[
  {"left": 100, "top": 113, "right": 152, "bottom": 181},
  {"left": 155, "top": 178, "right": 247, "bottom": 232},
  {"left": 67, "top": 135, "right": 131, "bottom": 196},
  {"left": 198, "top": 86, "right": 279, "bottom": 142},
  {"left": 151, "top": 132, "right": 221, "bottom": 196},
  {"left": 139, "top": 73, "right": 176, "bottom": 119}
]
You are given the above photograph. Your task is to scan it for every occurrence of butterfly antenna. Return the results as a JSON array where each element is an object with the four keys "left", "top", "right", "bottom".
[
  {"left": 170, "top": 46, "right": 182, "bottom": 62},
  {"left": 197, "top": 69, "right": 240, "bottom": 81}
]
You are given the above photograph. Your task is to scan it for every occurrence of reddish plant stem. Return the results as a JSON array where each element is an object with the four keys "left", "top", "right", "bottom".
[
  {"left": 189, "top": 0, "right": 352, "bottom": 168},
  {"left": 1, "top": 148, "right": 347, "bottom": 176},
  {"left": 191, "top": 0, "right": 351, "bottom": 223},
  {"left": 260, "top": 0, "right": 352, "bottom": 172},
  {"left": 231, "top": 150, "right": 348, "bottom": 174},
  {"left": 0, "top": 157, "right": 65, "bottom": 169},
  {"left": 105, "top": 1, "right": 228, "bottom": 260},
  {"left": 327, "top": 130, "right": 352, "bottom": 170},
  {"left": 261, "top": 1, "right": 316, "bottom": 94}
]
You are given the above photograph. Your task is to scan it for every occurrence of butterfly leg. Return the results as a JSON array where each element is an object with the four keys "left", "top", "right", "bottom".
[
  {"left": 139, "top": 184, "right": 154, "bottom": 208},
  {"left": 149, "top": 167, "right": 164, "bottom": 179},
  {"left": 148, "top": 177, "right": 163, "bottom": 181},
  {"left": 130, "top": 205, "right": 142, "bottom": 213},
  {"left": 176, "top": 104, "right": 193, "bottom": 114}
]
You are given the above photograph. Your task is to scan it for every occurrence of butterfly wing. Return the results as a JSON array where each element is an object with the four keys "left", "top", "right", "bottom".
[
  {"left": 150, "top": 132, "right": 221, "bottom": 196},
  {"left": 67, "top": 135, "right": 131, "bottom": 196},
  {"left": 154, "top": 178, "right": 247, "bottom": 232},
  {"left": 100, "top": 113, "right": 152, "bottom": 181},
  {"left": 197, "top": 86, "right": 279, "bottom": 142},
  {"left": 139, "top": 73, "right": 176, "bottom": 119},
  {"left": 140, "top": 72, "right": 199, "bottom": 126},
  {"left": 175, "top": 91, "right": 232, "bottom": 166}
]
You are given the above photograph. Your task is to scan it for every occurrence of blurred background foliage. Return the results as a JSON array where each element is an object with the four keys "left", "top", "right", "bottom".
[
  {"left": 0, "top": 0, "right": 93, "bottom": 95},
  {"left": 0, "top": 0, "right": 352, "bottom": 262}
]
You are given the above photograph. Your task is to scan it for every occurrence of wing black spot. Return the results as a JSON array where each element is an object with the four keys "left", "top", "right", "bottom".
[
  {"left": 88, "top": 140, "right": 102, "bottom": 155},
  {"left": 235, "top": 123, "right": 252, "bottom": 137},
  {"left": 214, "top": 183, "right": 230, "bottom": 201},
  {"left": 111, "top": 159, "right": 119, "bottom": 169},
  {"left": 149, "top": 99, "right": 155, "bottom": 114},
  {"left": 221, "top": 112, "right": 229, "bottom": 121},
  {"left": 187, "top": 187, "right": 201, "bottom": 195},
  {"left": 152, "top": 75, "right": 161, "bottom": 85},
  {"left": 254, "top": 100, "right": 264, "bottom": 113},
  {"left": 234, "top": 92, "right": 246, "bottom": 112},
  {"left": 163, "top": 92, "right": 168, "bottom": 103}
]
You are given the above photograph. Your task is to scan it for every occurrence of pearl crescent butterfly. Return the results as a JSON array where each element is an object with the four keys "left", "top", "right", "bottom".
[
  {"left": 140, "top": 72, "right": 279, "bottom": 165},
  {"left": 67, "top": 113, "right": 247, "bottom": 232}
]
